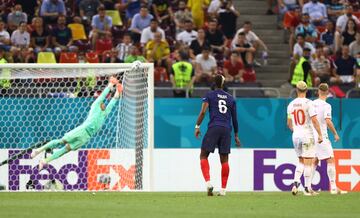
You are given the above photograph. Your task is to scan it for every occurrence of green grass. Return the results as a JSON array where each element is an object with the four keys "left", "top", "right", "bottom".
[{"left": 0, "top": 192, "right": 359, "bottom": 218}]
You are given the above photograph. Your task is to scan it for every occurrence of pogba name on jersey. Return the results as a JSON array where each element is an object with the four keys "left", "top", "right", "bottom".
[{"left": 217, "top": 94, "right": 228, "bottom": 99}]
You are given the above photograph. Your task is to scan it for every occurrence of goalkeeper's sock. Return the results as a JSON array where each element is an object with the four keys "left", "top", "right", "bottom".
[
  {"left": 200, "top": 159, "right": 210, "bottom": 182},
  {"left": 38, "top": 139, "right": 63, "bottom": 153},
  {"left": 304, "top": 165, "right": 312, "bottom": 189},
  {"left": 221, "top": 162, "right": 229, "bottom": 189},
  {"left": 294, "top": 162, "right": 304, "bottom": 184},
  {"left": 327, "top": 163, "right": 336, "bottom": 190},
  {"left": 44, "top": 146, "right": 68, "bottom": 163}
]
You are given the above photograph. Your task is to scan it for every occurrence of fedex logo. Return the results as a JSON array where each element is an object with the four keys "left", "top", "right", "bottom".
[
  {"left": 253, "top": 150, "right": 360, "bottom": 192},
  {"left": 8, "top": 149, "right": 136, "bottom": 191}
]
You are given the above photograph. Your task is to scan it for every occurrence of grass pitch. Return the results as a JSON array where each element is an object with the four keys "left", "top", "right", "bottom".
[{"left": 0, "top": 192, "right": 359, "bottom": 218}]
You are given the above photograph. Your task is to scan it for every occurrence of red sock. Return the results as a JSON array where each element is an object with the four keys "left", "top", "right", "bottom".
[
  {"left": 200, "top": 159, "right": 210, "bottom": 182},
  {"left": 221, "top": 162, "right": 230, "bottom": 189}
]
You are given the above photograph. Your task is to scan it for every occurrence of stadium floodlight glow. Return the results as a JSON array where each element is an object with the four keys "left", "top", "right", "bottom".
[{"left": 0, "top": 63, "right": 154, "bottom": 191}]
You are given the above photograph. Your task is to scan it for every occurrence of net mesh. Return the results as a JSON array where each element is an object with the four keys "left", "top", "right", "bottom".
[{"left": 0, "top": 64, "right": 152, "bottom": 191}]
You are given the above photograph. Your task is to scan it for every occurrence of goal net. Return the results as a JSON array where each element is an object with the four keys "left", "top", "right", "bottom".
[{"left": 0, "top": 63, "right": 154, "bottom": 191}]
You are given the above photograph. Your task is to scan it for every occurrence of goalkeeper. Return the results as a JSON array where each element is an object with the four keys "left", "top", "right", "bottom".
[{"left": 31, "top": 76, "right": 123, "bottom": 170}]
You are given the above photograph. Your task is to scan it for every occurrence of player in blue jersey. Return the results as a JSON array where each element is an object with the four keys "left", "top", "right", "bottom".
[{"left": 195, "top": 74, "right": 241, "bottom": 196}]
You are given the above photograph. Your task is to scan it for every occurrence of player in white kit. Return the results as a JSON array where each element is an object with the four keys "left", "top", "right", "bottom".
[
  {"left": 287, "top": 81, "right": 323, "bottom": 196},
  {"left": 312, "top": 83, "right": 347, "bottom": 195}
]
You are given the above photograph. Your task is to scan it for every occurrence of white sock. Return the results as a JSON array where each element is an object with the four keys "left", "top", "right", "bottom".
[
  {"left": 206, "top": 181, "right": 212, "bottom": 188},
  {"left": 310, "top": 165, "right": 316, "bottom": 185},
  {"left": 304, "top": 165, "right": 312, "bottom": 189},
  {"left": 294, "top": 162, "right": 304, "bottom": 184},
  {"left": 327, "top": 164, "right": 336, "bottom": 190}
]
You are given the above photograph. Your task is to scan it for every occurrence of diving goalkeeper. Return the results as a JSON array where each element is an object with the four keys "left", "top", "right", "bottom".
[{"left": 31, "top": 76, "right": 123, "bottom": 170}]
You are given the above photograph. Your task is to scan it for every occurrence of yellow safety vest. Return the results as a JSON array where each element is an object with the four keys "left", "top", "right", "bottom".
[
  {"left": 291, "top": 57, "right": 312, "bottom": 87},
  {"left": 172, "top": 61, "right": 193, "bottom": 88}
]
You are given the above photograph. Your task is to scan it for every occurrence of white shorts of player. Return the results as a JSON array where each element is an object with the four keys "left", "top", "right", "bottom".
[
  {"left": 292, "top": 135, "right": 316, "bottom": 158},
  {"left": 315, "top": 138, "right": 334, "bottom": 160}
]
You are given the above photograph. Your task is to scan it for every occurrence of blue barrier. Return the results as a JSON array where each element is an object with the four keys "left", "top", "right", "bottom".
[
  {"left": 0, "top": 98, "right": 359, "bottom": 149},
  {"left": 155, "top": 98, "right": 360, "bottom": 149}
]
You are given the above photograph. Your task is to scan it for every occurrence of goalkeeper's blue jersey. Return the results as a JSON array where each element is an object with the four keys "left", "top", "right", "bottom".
[{"left": 81, "top": 87, "right": 119, "bottom": 136}]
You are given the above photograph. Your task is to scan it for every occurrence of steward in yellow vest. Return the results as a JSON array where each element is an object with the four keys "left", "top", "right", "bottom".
[
  {"left": 291, "top": 48, "right": 313, "bottom": 87},
  {"left": 170, "top": 51, "right": 195, "bottom": 97}
]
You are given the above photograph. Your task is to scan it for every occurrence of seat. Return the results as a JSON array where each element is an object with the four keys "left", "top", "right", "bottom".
[
  {"left": 106, "top": 10, "right": 123, "bottom": 26},
  {"left": 85, "top": 51, "right": 100, "bottom": 63},
  {"left": 95, "top": 38, "right": 113, "bottom": 54},
  {"left": 68, "top": 23, "right": 87, "bottom": 41},
  {"left": 37, "top": 52, "right": 56, "bottom": 63},
  {"left": 354, "top": 12, "right": 360, "bottom": 20},
  {"left": 59, "top": 52, "right": 79, "bottom": 63},
  {"left": 154, "top": 67, "right": 169, "bottom": 82}
]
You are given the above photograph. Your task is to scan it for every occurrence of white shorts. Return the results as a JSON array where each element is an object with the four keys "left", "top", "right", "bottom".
[
  {"left": 292, "top": 135, "right": 316, "bottom": 158},
  {"left": 316, "top": 138, "right": 334, "bottom": 160}
]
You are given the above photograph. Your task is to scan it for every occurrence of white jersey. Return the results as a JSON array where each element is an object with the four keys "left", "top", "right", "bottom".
[
  {"left": 313, "top": 99, "right": 331, "bottom": 139},
  {"left": 287, "top": 98, "right": 317, "bottom": 138}
]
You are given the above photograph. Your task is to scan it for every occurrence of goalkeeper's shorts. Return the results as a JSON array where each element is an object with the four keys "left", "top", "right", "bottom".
[{"left": 62, "top": 126, "right": 91, "bottom": 150}]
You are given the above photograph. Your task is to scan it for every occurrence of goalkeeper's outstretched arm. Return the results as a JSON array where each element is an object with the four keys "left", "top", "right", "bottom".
[
  {"left": 105, "top": 83, "right": 123, "bottom": 115},
  {"left": 92, "top": 76, "right": 119, "bottom": 108}
]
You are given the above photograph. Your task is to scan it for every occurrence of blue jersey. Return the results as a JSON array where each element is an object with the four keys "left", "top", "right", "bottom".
[{"left": 203, "top": 89, "right": 238, "bottom": 133}]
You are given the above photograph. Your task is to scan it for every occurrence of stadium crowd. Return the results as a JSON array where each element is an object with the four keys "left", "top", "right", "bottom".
[
  {"left": 0, "top": 0, "right": 273, "bottom": 97},
  {"left": 279, "top": 0, "right": 360, "bottom": 91}
]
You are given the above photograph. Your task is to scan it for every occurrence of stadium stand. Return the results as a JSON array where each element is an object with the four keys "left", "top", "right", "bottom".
[{"left": 0, "top": 0, "right": 359, "bottom": 98}]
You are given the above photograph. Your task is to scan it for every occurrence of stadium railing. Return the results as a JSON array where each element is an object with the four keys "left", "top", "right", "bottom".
[
  {"left": 154, "top": 87, "right": 281, "bottom": 98},
  {"left": 346, "top": 88, "right": 360, "bottom": 98},
  {"left": 289, "top": 87, "right": 337, "bottom": 98}
]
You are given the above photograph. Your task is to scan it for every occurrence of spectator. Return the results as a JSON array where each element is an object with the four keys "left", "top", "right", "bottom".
[
  {"left": 170, "top": 49, "right": 195, "bottom": 97},
  {"left": 320, "top": 20, "right": 335, "bottom": 49},
  {"left": 349, "top": 32, "right": 360, "bottom": 57},
  {"left": 187, "top": 0, "right": 209, "bottom": 29},
  {"left": 145, "top": 31, "right": 170, "bottom": 69},
  {"left": 152, "top": 0, "right": 174, "bottom": 25},
  {"left": 176, "top": 20, "right": 197, "bottom": 46},
  {"left": 79, "top": 0, "right": 101, "bottom": 23},
  {"left": 293, "top": 34, "right": 316, "bottom": 59},
  {"left": 90, "top": 5, "right": 112, "bottom": 48},
  {"left": 51, "top": 15, "right": 77, "bottom": 55},
  {"left": 302, "top": 0, "right": 327, "bottom": 26},
  {"left": 189, "top": 28, "right": 210, "bottom": 59},
  {"left": 140, "top": 19, "right": 165, "bottom": 46},
  {"left": 0, "top": 20, "right": 17, "bottom": 53},
  {"left": 206, "top": 19, "right": 225, "bottom": 54},
  {"left": 40, "top": 0, "right": 66, "bottom": 24},
  {"left": 341, "top": 19, "right": 357, "bottom": 46},
  {"left": 333, "top": 45, "right": 357, "bottom": 83},
  {"left": 124, "top": 45, "right": 146, "bottom": 63},
  {"left": 277, "top": 0, "right": 299, "bottom": 28},
  {"left": 232, "top": 21, "right": 268, "bottom": 56},
  {"left": 7, "top": 4, "right": 27, "bottom": 32},
  {"left": 232, "top": 31, "right": 256, "bottom": 67},
  {"left": 218, "top": 0, "right": 239, "bottom": 40},
  {"left": 112, "top": 33, "right": 132, "bottom": 63},
  {"left": 11, "top": 21, "right": 32, "bottom": 62},
  {"left": 311, "top": 44, "right": 340, "bottom": 85},
  {"left": 207, "top": 0, "right": 221, "bottom": 18},
  {"left": 289, "top": 47, "right": 314, "bottom": 87},
  {"left": 129, "top": 6, "right": 153, "bottom": 43},
  {"left": 15, "top": 0, "right": 38, "bottom": 21},
  {"left": 295, "top": 13, "right": 318, "bottom": 44},
  {"left": 223, "top": 51, "right": 244, "bottom": 82},
  {"left": 266, "top": 0, "right": 275, "bottom": 15},
  {"left": 31, "top": 17, "right": 51, "bottom": 53},
  {"left": 195, "top": 46, "right": 217, "bottom": 83},
  {"left": 336, "top": 5, "right": 360, "bottom": 33},
  {"left": 326, "top": 0, "right": 345, "bottom": 23},
  {"left": 174, "top": 0, "right": 192, "bottom": 34},
  {"left": 120, "top": 0, "right": 142, "bottom": 22}
]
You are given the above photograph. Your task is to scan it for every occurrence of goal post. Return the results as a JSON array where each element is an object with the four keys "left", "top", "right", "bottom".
[{"left": 0, "top": 63, "right": 154, "bottom": 191}]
